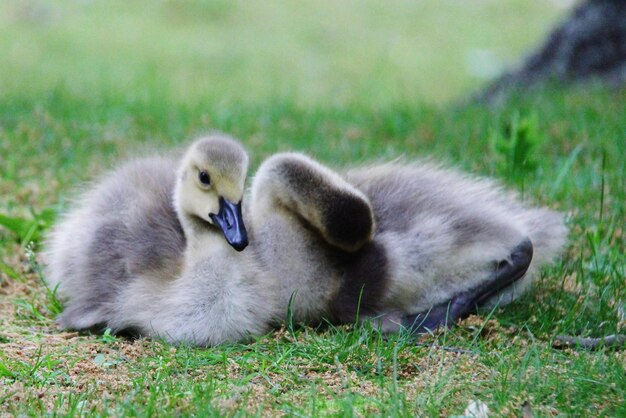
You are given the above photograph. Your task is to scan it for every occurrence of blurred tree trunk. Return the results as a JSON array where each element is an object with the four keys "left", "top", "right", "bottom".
[{"left": 475, "top": 0, "right": 626, "bottom": 105}]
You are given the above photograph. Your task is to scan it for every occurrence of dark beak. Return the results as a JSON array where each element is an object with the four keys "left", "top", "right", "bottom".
[{"left": 209, "top": 197, "right": 249, "bottom": 251}]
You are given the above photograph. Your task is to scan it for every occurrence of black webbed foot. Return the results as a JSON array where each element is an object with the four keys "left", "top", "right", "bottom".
[{"left": 402, "top": 238, "right": 533, "bottom": 334}]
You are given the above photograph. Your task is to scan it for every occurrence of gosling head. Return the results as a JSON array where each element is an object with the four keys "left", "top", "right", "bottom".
[{"left": 175, "top": 134, "right": 250, "bottom": 251}]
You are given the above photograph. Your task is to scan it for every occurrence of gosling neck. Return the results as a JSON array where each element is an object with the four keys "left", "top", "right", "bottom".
[
  {"left": 178, "top": 212, "right": 232, "bottom": 267},
  {"left": 173, "top": 183, "right": 231, "bottom": 267}
]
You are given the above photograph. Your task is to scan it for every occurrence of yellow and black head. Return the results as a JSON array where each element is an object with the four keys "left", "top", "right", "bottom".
[{"left": 175, "top": 134, "right": 249, "bottom": 251}]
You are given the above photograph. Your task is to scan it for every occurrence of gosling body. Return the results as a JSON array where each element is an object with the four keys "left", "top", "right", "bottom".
[{"left": 44, "top": 135, "right": 278, "bottom": 345}]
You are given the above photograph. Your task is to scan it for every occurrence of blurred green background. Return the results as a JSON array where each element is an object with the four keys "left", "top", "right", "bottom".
[{"left": 0, "top": 0, "right": 570, "bottom": 106}]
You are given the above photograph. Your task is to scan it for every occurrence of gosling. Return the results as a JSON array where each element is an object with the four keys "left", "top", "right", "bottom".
[
  {"left": 248, "top": 153, "right": 567, "bottom": 333},
  {"left": 44, "top": 135, "right": 278, "bottom": 346}
]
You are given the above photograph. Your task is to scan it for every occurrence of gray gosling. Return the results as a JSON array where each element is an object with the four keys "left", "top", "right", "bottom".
[
  {"left": 249, "top": 153, "right": 568, "bottom": 333},
  {"left": 44, "top": 135, "right": 278, "bottom": 346}
]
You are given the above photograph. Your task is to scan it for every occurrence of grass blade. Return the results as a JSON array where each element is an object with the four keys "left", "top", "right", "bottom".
[{"left": 550, "top": 143, "right": 584, "bottom": 197}]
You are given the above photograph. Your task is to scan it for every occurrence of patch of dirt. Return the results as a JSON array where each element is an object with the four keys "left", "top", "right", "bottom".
[{"left": 0, "top": 331, "right": 158, "bottom": 413}]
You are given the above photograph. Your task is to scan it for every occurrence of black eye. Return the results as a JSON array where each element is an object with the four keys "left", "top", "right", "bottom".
[{"left": 198, "top": 170, "right": 211, "bottom": 186}]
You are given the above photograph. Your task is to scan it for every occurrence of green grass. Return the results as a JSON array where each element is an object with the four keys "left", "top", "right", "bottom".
[{"left": 1, "top": 0, "right": 625, "bottom": 416}]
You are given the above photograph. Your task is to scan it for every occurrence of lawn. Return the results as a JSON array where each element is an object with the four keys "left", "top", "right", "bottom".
[{"left": 1, "top": 0, "right": 625, "bottom": 416}]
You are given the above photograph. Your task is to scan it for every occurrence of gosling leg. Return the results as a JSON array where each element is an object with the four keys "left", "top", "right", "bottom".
[{"left": 402, "top": 238, "right": 534, "bottom": 334}]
